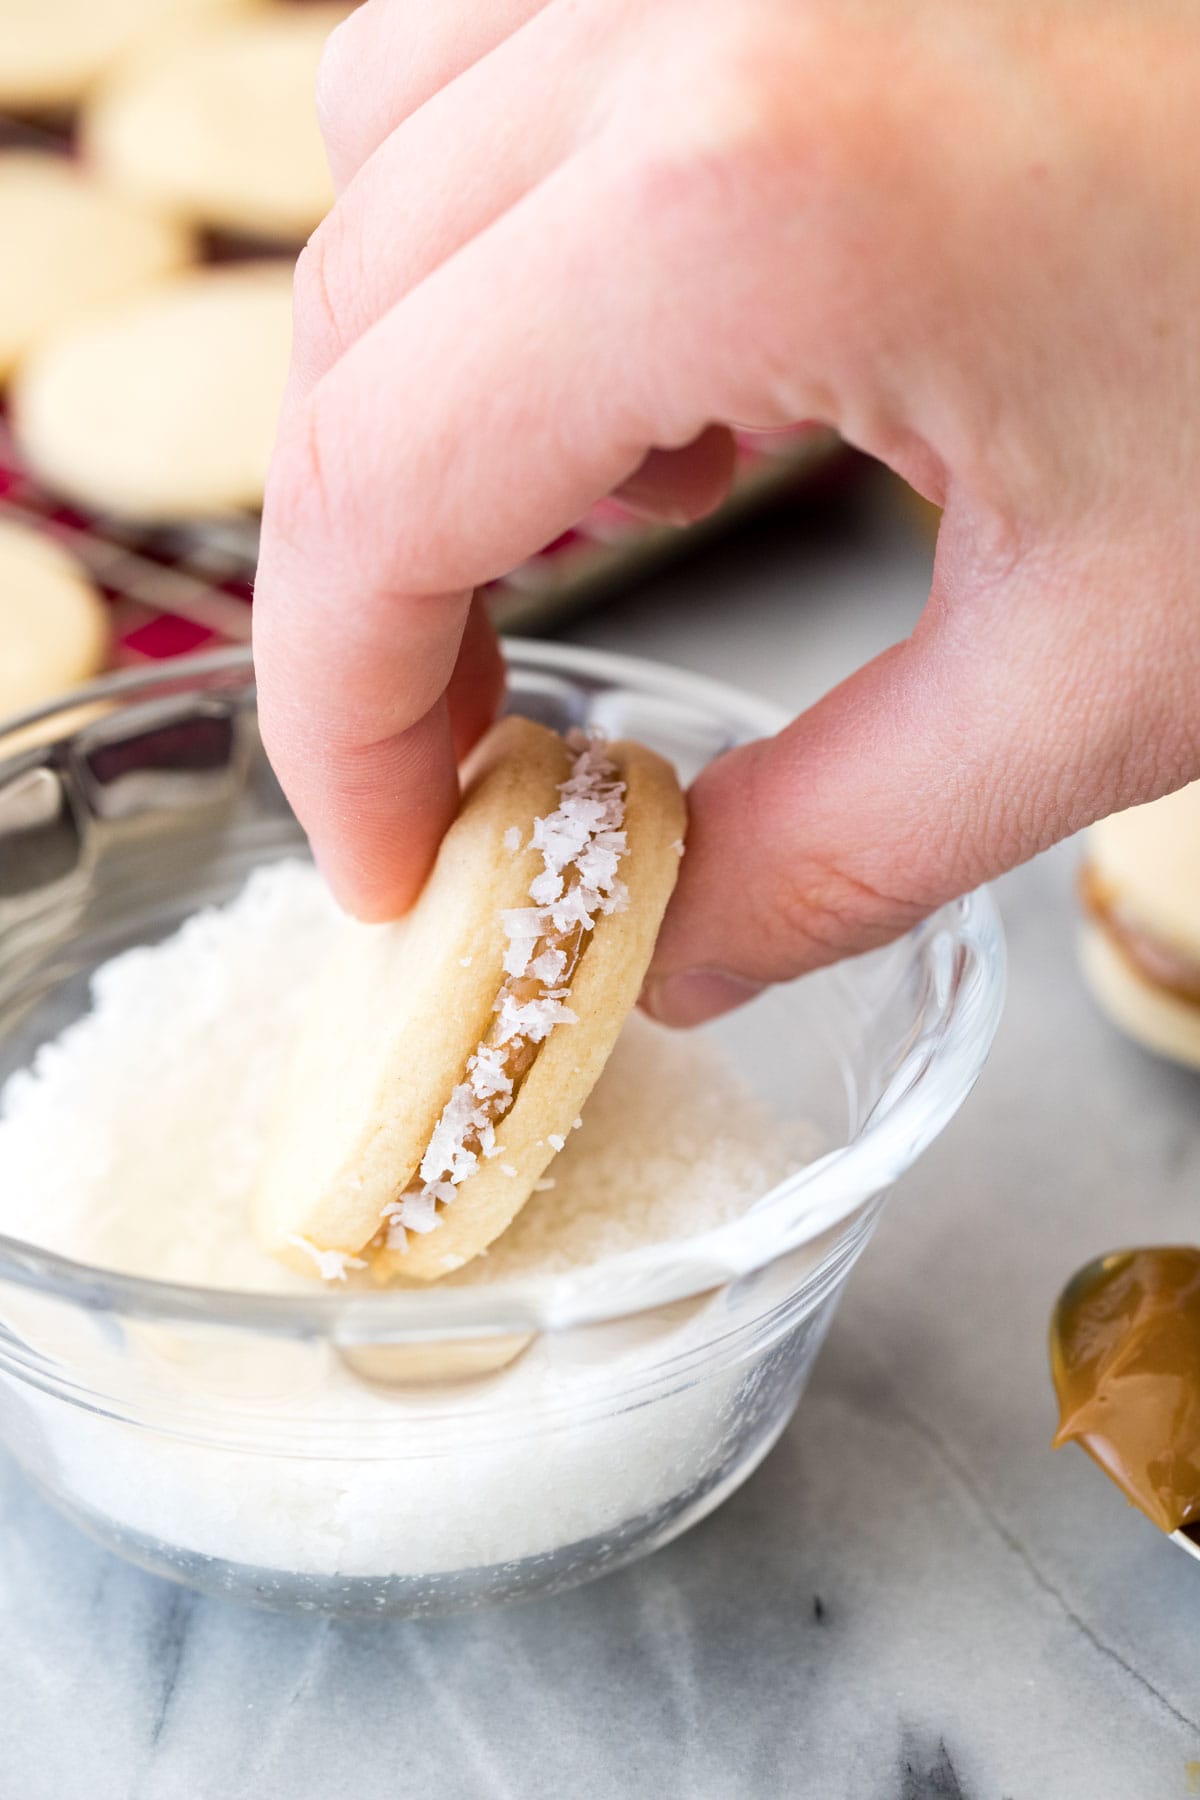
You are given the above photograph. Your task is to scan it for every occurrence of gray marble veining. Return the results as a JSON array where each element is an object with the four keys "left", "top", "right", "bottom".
[{"left": 2, "top": 469, "right": 1197, "bottom": 1799}]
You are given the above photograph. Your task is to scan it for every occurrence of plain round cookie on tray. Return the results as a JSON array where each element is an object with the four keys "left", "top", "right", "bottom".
[
  {"left": 83, "top": 5, "right": 348, "bottom": 242},
  {"left": 0, "top": 521, "right": 109, "bottom": 722},
  {"left": 11, "top": 261, "right": 294, "bottom": 520},
  {"left": 0, "top": 0, "right": 256, "bottom": 111},
  {"left": 255, "top": 716, "right": 688, "bottom": 1284},
  {"left": 0, "top": 153, "right": 192, "bottom": 381}
]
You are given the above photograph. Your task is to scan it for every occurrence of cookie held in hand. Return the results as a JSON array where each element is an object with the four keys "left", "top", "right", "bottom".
[{"left": 256, "top": 716, "right": 687, "bottom": 1283}]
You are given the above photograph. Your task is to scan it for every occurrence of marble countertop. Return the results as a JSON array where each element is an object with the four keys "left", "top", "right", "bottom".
[{"left": 4, "top": 468, "right": 1198, "bottom": 1799}]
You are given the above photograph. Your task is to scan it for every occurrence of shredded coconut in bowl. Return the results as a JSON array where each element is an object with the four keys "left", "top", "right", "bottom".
[
  {"left": 0, "top": 861, "right": 819, "bottom": 1292},
  {"left": 0, "top": 860, "right": 831, "bottom": 1585}
]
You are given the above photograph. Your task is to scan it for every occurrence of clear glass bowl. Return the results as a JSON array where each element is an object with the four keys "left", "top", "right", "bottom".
[{"left": 0, "top": 644, "right": 1005, "bottom": 1618}]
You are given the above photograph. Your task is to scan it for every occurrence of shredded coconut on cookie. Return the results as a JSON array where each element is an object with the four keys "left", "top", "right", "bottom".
[
  {"left": 287, "top": 1234, "right": 366, "bottom": 1283},
  {"left": 381, "top": 733, "right": 630, "bottom": 1253}
]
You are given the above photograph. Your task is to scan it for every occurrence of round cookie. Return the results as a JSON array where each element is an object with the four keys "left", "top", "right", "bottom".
[
  {"left": 1080, "top": 782, "right": 1200, "bottom": 1068},
  {"left": 0, "top": 153, "right": 192, "bottom": 383},
  {"left": 256, "top": 717, "right": 688, "bottom": 1284},
  {"left": 12, "top": 262, "right": 294, "bottom": 520},
  {"left": 0, "top": 0, "right": 256, "bottom": 112},
  {"left": 0, "top": 521, "right": 109, "bottom": 723},
  {"left": 83, "top": 5, "right": 348, "bottom": 242}
]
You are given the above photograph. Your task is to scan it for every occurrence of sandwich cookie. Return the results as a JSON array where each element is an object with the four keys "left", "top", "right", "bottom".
[
  {"left": 256, "top": 716, "right": 688, "bottom": 1283},
  {"left": 1079, "top": 781, "right": 1200, "bottom": 1069},
  {"left": 0, "top": 153, "right": 192, "bottom": 383},
  {"left": 0, "top": 520, "right": 109, "bottom": 724},
  {"left": 12, "top": 261, "right": 293, "bottom": 520},
  {"left": 83, "top": 6, "right": 349, "bottom": 243}
]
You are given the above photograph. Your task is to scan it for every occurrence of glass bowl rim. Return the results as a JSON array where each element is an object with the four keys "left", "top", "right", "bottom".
[{"left": 0, "top": 642, "right": 1006, "bottom": 1337}]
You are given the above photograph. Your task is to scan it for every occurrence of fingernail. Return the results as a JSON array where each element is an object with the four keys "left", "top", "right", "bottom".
[{"left": 642, "top": 969, "right": 765, "bottom": 1028}]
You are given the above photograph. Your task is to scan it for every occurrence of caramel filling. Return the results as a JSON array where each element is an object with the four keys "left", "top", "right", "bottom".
[
  {"left": 380, "top": 736, "right": 628, "bottom": 1252},
  {"left": 378, "top": 918, "right": 588, "bottom": 1248},
  {"left": 1051, "top": 1247, "right": 1200, "bottom": 1534},
  {"left": 1079, "top": 865, "right": 1200, "bottom": 1006}
]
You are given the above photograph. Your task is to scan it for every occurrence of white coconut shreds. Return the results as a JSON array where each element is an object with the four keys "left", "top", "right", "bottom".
[
  {"left": 0, "top": 860, "right": 820, "bottom": 1294},
  {"left": 286, "top": 1235, "right": 367, "bottom": 1283},
  {"left": 380, "top": 733, "right": 629, "bottom": 1252}
]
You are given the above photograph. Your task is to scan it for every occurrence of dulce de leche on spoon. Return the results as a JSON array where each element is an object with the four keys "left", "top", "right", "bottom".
[{"left": 1051, "top": 1247, "right": 1200, "bottom": 1535}]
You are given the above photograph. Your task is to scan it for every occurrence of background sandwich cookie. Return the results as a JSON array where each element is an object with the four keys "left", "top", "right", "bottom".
[
  {"left": 1079, "top": 782, "right": 1200, "bottom": 1069},
  {"left": 256, "top": 716, "right": 688, "bottom": 1283}
]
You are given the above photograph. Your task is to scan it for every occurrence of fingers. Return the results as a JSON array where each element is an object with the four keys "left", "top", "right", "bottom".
[
  {"left": 277, "top": 148, "right": 741, "bottom": 590},
  {"left": 256, "top": 146, "right": 738, "bottom": 922},
  {"left": 446, "top": 594, "right": 506, "bottom": 761},
  {"left": 614, "top": 427, "right": 739, "bottom": 525},
  {"left": 317, "top": 0, "right": 552, "bottom": 192},
  {"left": 292, "top": 1, "right": 600, "bottom": 401},
  {"left": 253, "top": 571, "right": 470, "bottom": 919},
  {"left": 644, "top": 502, "right": 1200, "bottom": 1024}
]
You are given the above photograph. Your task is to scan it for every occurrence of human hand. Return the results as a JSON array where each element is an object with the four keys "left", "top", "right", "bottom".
[{"left": 254, "top": 0, "right": 1200, "bottom": 1025}]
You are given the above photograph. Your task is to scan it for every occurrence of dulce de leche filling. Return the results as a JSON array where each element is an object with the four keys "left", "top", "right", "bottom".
[
  {"left": 1079, "top": 865, "right": 1200, "bottom": 1006},
  {"left": 378, "top": 734, "right": 629, "bottom": 1253},
  {"left": 1051, "top": 1247, "right": 1200, "bottom": 1534}
]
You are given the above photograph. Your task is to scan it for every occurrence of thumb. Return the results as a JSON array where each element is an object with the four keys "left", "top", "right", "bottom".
[{"left": 644, "top": 505, "right": 1200, "bottom": 1026}]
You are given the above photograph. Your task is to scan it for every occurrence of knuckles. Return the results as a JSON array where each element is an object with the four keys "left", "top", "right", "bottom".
[
  {"left": 291, "top": 212, "right": 358, "bottom": 381},
  {"left": 621, "top": 7, "right": 875, "bottom": 208}
]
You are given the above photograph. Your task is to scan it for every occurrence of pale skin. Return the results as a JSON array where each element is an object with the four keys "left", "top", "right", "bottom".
[{"left": 254, "top": 0, "right": 1200, "bottom": 1025}]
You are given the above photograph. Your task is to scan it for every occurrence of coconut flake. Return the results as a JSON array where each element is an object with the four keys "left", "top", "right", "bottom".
[
  {"left": 527, "top": 946, "right": 568, "bottom": 985},
  {"left": 494, "top": 994, "right": 578, "bottom": 1045},
  {"left": 385, "top": 735, "right": 627, "bottom": 1243},
  {"left": 501, "top": 907, "right": 553, "bottom": 938},
  {"left": 598, "top": 880, "right": 629, "bottom": 917},
  {"left": 388, "top": 1187, "right": 441, "bottom": 1233},
  {"left": 550, "top": 886, "right": 599, "bottom": 933},
  {"left": 502, "top": 937, "right": 538, "bottom": 980},
  {"left": 286, "top": 1235, "right": 367, "bottom": 1283}
]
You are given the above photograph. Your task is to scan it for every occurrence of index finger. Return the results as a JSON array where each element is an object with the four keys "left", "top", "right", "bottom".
[{"left": 254, "top": 145, "right": 746, "bottom": 920}]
